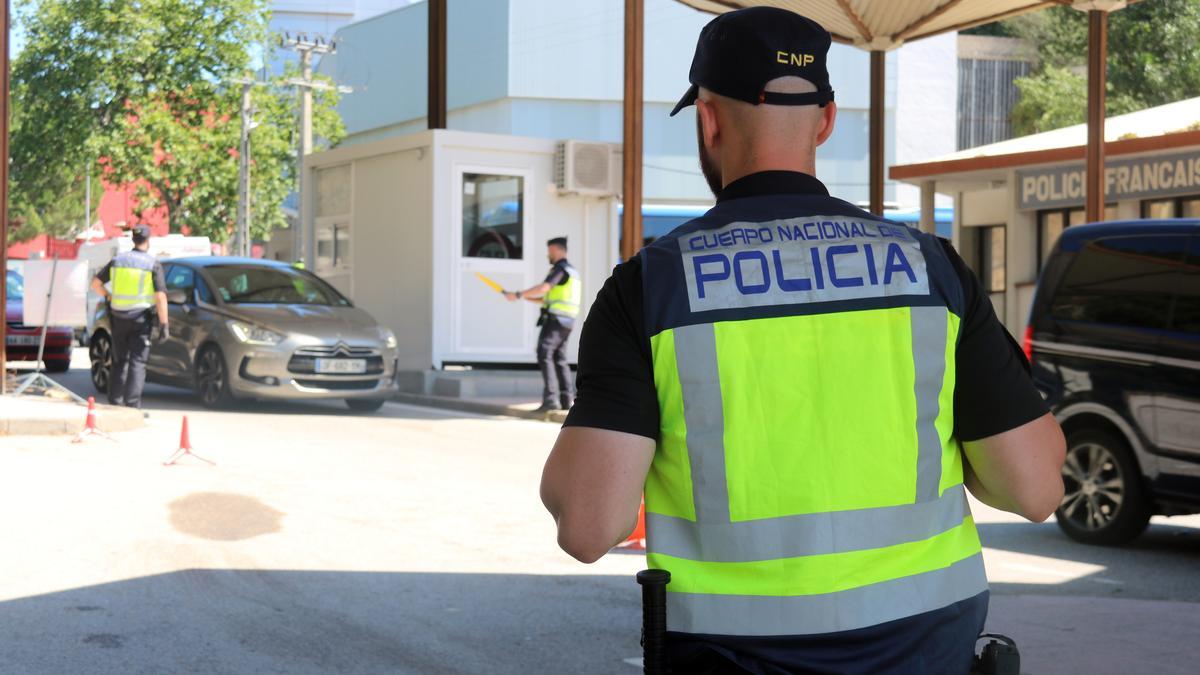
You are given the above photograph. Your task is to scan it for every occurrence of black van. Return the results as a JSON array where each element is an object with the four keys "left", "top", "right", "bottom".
[{"left": 1028, "top": 220, "right": 1200, "bottom": 545}]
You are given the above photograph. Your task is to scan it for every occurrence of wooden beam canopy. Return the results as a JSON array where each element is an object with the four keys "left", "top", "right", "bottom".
[
  {"left": 621, "top": 0, "right": 645, "bottom": 261},
  {"left": 428, "top": 0, "right": 447, "bottom": 130}
]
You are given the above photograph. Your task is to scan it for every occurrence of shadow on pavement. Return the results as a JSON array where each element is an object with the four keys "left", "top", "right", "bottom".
[
  {"left": 41, "top": 361, "right": 486, "bottom": 422},
  {"left": 0, "top": 569, "right": 641, "bottom": 674},
  {"left": 979, "top": 520, "right": 1200, "bottom": 601}
]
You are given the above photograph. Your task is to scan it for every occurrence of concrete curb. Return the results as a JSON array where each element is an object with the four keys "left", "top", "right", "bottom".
[
  {"left": 392, "top": 392, "right": 567, "bottom": 424},
  {"left": 0, "top": 397, "right": 145, "bottom": 436}
]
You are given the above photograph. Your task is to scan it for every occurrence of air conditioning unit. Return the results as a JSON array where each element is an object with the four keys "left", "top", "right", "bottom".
[{"left": 555, "top": 140, "right": 618, "bottom": 196}]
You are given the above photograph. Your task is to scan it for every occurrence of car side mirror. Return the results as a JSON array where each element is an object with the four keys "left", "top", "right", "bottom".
[{"left": 166, "top": 289, "right": 189, "bottom": 305}]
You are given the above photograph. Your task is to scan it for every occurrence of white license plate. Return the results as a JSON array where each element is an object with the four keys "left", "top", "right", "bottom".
[
  {"left": 5, "top": 335, "right": 39, "bottom": 346},
  {"left": 315, "top": 358, "right": 367, "bottom": 374}
]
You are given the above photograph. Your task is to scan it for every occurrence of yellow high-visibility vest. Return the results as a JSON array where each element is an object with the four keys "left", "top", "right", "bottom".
[
  {"left": 544, "top": 263, "right": 582, "bottom": 319},
  {"left": 110, "top": 251, "right": 156, "bottom": 313},
  {"left": 640, "top": 210, "right": 986, "bottom": 637}
]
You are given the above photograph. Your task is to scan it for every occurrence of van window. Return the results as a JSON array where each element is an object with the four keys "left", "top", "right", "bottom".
[
  {"left": 1050, "top": 235, "right": 1190, "bottom": 330},
  {"left": 1171, "top": 238, "right": 1200, "bottom": 334}
]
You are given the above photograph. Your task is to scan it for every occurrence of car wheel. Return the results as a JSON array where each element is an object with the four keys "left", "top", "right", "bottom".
[
  {"left": 1055, "top": 429, "right": 1151, "bottom": 546},
  {"left": 195, "top": 346, "right": 234, "bottom": 409},
  {"left": 45, "top": 359, "right": 71, "bottom": 374},
  {"left": 89, "top": 332, "right": 112, "bottom": 394},
  {"left": 346, "top": 398, "right": 386, "bottom": 412}
]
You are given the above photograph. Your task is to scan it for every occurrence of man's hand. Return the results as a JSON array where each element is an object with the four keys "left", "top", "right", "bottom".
[
  {"left": 504, "top": 291, "right": 520, "bottom": 302},
  {"left": 153, "top": 324, "right": 170, "bottom": 343}
]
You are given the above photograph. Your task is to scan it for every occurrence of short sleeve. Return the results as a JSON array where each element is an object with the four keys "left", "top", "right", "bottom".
[
  {"left": 544, "top": 262, "right": 567, "bottom": 286},
  {"left": 563, "top": 258, "right": 659, "bottom": 439},
  {"left": 944, "top": 240, "right": 1049, "bottom": 441},
  {"left": 94, "top": 262, "right": 112, "bottom": 284},
  {"left": 152, "top": 262, "right": 167, "bottom": 293}
]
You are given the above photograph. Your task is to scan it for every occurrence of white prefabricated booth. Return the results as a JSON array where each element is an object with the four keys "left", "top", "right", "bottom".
[{"left": 301, "top": 130, "right": 619, "bottom": 372}]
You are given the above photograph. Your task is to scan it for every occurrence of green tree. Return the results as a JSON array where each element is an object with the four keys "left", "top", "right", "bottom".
[
  {"left": 11, "top": 0, "right": 344, "bottom": 242},
  {"left": 1003, "top": 1, "right": 1200, "bottom": 135}
]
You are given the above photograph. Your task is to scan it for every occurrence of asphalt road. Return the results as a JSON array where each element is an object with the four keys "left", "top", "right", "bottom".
[{"left": 2, "top": 351, "right": 1198, "bottom": 673}]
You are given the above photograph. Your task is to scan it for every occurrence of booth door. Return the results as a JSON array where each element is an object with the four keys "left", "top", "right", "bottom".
[{"left": 453, "top": 169, "right": 534, "bottom": 360}]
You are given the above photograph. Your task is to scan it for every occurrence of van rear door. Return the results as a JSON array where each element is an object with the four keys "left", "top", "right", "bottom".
[{"left": 1152, "top": 235, "right": 1200, "bottom": 473}]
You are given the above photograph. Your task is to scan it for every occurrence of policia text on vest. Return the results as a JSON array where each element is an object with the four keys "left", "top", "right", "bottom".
[{"left": 683, "top": 218, "right": 922, "bottom": 311}]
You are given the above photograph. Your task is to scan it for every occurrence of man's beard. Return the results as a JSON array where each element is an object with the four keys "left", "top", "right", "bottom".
[{"left": 697, "top": 117, "right": 722, "bottom": 197}]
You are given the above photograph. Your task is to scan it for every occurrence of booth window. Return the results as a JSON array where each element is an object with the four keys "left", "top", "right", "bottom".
[
  {"left": 316, "top": 222, "right": 351, "bottom": 270},
  {"left": 1049, "top": 235, "right": 1189, "bottom": 330},
  {"left": 978, "top": 225, "right": 1006, "bottom": 293},
  {"left": 1037, "top": 204, "right": 1118, "bottom": 270},
  {"left": 463, "top": 173, "right": 523, "bottom": 259},
  {"left": 1141, "top": 196, "right": 1200, "bottom": 219}
]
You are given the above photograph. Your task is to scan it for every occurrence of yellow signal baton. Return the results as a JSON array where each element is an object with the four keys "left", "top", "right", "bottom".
[{"left": 474, "top": 271, "right": 507, "bottom": 294}]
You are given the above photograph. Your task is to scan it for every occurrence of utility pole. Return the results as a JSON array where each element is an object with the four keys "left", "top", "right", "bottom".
[
  {"left": 84, "top": 163, "right": 91, "bottom": 233},
  {"left": 280, "top": 33, "right": 341, "bottom": 266},
  {"left": 235, "top": 80, "right": 254, "bottom": 257},
  {"left": 1, "top": 0, "right": 11, "bottom": 392}
]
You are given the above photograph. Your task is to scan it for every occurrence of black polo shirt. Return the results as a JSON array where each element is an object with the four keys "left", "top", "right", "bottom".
[{"left": 563, "top": 171, "right": 1048, "bottom": 674}]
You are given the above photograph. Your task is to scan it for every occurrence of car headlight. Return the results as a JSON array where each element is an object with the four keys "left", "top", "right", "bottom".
[
  {"left": 378, "top": 327, "right": 398, "bottom": 349},
  {"left": 228, "top": 320, "right": 284, "bottom": 346}
]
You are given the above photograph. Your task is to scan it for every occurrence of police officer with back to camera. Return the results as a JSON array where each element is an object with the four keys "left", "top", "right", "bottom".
[
  {"left": 539, "top": 8, "right": 1066, "bottom": 674},
  {"left": 90, "top": 224, "right": 168, "bottom": 410},
  {"left": 505, "top": 237, "right": 581, "bottom": 412}
]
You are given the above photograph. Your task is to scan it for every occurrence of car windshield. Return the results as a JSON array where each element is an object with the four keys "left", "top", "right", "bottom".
[
  {"left": 204, "top": 265, "right": 349, "bottom": 306},
  {"left": 6, "top": 270, "right": 23, "bottom": 300}
]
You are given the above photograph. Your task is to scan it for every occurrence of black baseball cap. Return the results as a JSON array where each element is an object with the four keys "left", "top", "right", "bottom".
[
  {"left": 131, "top": 224, "right": 152, "bottom": 244},
  {"left": 670, "top": 7, "right": 835, "bottom": 117}
]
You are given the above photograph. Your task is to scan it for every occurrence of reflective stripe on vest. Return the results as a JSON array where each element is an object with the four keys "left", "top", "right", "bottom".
[
  {"left": 544, "top": 264, "right": 581, "bottom": 318},
  {"left": 110, "top": 251, "right": 156, "bottom": 312},
  {"left": 641, "top": 214, "right": 985, "bottom": 638}
]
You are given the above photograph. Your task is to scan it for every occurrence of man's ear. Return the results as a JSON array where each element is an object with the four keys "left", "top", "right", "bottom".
[
  {"left": 696, "top": 98, "right": 720, "bottom": 151},
  {"left": 815, "top": 101, "right": 837, "bottom": 146}
]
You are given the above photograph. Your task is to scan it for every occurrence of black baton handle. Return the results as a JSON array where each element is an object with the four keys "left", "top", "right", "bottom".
[{"left": 637, "top": 569, "right": 671, "bottom": 675}]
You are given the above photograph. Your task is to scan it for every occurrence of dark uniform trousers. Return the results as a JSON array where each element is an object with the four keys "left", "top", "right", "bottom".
[
  {"left": 110, "top": 312, "right": 153, "bottom": 408},
  {"left": 537, "top": 316, "right": 574, "bottom": 408}
]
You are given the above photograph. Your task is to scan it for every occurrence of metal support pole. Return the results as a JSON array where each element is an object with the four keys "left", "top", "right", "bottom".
[
  {"left": 1, "top": 0, "right": 10, "bottom": 393},
  {"left": 236, "top": 81, "right": 252, "bottom": 257},
  {"left": 428, "top": 0, "right": 447, "bottom": 129},
  {"left": 919, "top": 180, "right": 936, "bottom": 235},
  {"left": 1085, "top": 9, "right": 1108, "bottom": 223},
  {"left": 621, "top": 0, "right": 644, "bottom": 262},
  {"left": 298, "top": 49, "right": 313, "bottom": 264},
  {"left": 869, "top": 50, "right": 885, "bottom": 216}
]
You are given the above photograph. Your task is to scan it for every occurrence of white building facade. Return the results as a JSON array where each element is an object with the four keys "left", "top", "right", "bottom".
[{"left": 316, "top": 0, "right": 959, "bottom": 207}]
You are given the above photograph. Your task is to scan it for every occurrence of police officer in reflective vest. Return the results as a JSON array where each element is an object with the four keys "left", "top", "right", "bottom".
[
  {"left": 540, "top": 8, "right": 1066, "bottom": 673},
  {"left": 90, "top": 225, "right": 168, "bottom": 409},
  {"left": 505, "top": 237, "right": 582, "bottom": 411}
]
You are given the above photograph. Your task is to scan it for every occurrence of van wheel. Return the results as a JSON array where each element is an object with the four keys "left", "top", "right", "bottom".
[{"left": 1055, "top": 429, "right": 1151, "bottom": 545}]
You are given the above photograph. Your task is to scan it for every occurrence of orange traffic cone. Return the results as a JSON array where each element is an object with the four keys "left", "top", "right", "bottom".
[
  {"left": 617, "top": 499, "right": 647, "bottom": 550},
  {"left": 72, "top": 396, "right": 116, "bottom": 443},
  {"left": 163, "top": 416, "right": 215, "bottom": 466}
]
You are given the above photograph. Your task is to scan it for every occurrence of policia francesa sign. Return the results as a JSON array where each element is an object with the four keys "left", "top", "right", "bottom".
[{"left": 1018, "top": 150, "right": 1200, "bottom": 210}]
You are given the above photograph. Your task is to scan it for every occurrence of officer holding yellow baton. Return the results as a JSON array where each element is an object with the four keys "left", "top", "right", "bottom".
[{"left": 504, "top": 237, "right": 581, "bottom": 412}]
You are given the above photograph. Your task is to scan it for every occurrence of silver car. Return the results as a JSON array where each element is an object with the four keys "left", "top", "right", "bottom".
[{"left": 89, "top": 257, "right": 398, "bottom": 411}]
